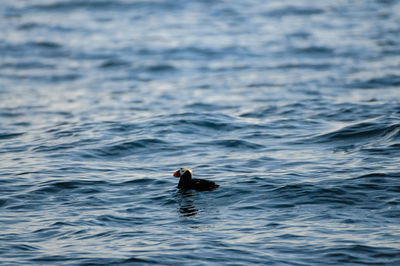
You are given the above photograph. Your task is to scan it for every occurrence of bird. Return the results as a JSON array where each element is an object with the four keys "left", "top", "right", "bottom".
[{"left": 173, "top": 168, "right": 219, "bottom": 191}]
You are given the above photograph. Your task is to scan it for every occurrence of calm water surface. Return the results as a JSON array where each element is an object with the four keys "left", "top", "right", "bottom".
[{"left": 1, "top": 0, "right": 400, "bottom": 265}]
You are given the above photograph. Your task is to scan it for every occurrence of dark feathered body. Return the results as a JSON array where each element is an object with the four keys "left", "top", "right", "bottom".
[{"left": 175, "top": 168, "right": 219, "bottom": 191}]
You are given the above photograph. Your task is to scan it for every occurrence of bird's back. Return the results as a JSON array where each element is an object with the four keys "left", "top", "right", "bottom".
[{"left": 190, "top": 178, "right": 219, "bottom": 191}]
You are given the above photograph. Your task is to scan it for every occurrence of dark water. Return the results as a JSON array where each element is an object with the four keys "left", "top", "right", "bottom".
[{"left": 1, "top": 0, "right": 400, "bottom": 264}]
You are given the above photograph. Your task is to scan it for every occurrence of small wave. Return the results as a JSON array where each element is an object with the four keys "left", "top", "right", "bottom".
[
  {"left": 161, "top": 112, "right": 242, "bottom": 132},
  {"left": 31, "top": 255, "right": 69, "bottom": 263},
  {"left": 92, "top": 138, "right": 169, "bottom": 157},
  {"left": 264, "top": 6, "right": 325, "bottom": 17},
  {"left": 269, "top": 171, "right": 400, "bottom": 209},
  {"left": 240, "top": 106, "right": 278, "bottom": 118},
  {"left": 179, "top": 118, "right": 238, "bottom": 131},
  {"left": 32, "top": 143, "right": 75, "bottom": 153},
  {"left": 293, "top": 46, "right": 334, "bottom": 55},
  {"left": 103, "top": 121, "right": 139, "bottom": 133},
  {"left": 0, "top": 73, "right": 80, "bottom": 82},
  {"left": 0, "top": 110, "right": 24, "bottom": 118},
  {"left": 17, "top": 22, "right": 40, "bottom": 30},
  {"left": 347, "top": 172, "right": 400, "bottom": 194},
  {"left": 0, "top": 61, "right": 54, "bottom": 70},
  {"left": 95, "top": 214, "right": 151, "bottom": 227},
  {"left": 197, "top": 139, "right": 264, "bottom": 150},
  {"left": 31, "top": 0, "right": 179, "bottom": 12},
  {"left": 321, "top": 245, "right": 400, "bottom": 264},
  {"left": 28, "top": 41, "right": 62, "bottom": 49},
  {"left": 351, "top": 172, "right": 400, "bottom": 180},
  {"left": 48, "top": 73, "right": 81, "bottom": 82},
  {"left": 31, "top": 0, "right": 119, "bottom": 11},
  {"left": 145, "top": 64, "right": 175, "bottom": 72},
  {"left": 32, "top": 180, "right": 107, "bottom": 194},
  {"left": 184, "top": 102, "right": 229, "bottom": 111},
  {"left": 275, "top": 62, "right": 333, "bottom": 70},
  {"left": 9, "top": 243, "right": 39, "bottom": 251},
  {"left": 246, "top": 82, "right": 277, "bottom": 88},
  {"left": 348, "top": 74, "right": 400, "bottom": 89},
  {"left": 0, "top": 132, "right": 24, "bottom": 140},
  {"left": 310, "top": 120, "right": 400, "bottom": 144},
  {"left": 96, "top": 257, "right": 157, "bottom": 264},
  {"left": 16, "top": 41, "right": 68, "bottom": 59},
  {"left": 119, "top": 178, "right": 154, "bottom": 185},
  {"left": 99, "top": 60, "right": 130, "bottom": 69},
  {"left": 70, "top": 257, "right": 154, "bottom": 265},
  {"left": 0, "top": 198, "right": 8, "bottom": 207},
  {"left": 270, "top": 183, "right": 359, "bottom": 206}
]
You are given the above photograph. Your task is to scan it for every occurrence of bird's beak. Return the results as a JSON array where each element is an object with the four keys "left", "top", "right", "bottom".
[{"left": 173, "top": 170, "right": 180, "bottom": 177}]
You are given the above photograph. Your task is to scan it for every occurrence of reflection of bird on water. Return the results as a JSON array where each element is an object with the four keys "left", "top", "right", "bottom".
[
  {"left": 175, "top": 190, "right": 198, "bottom": 217},
  {"left": 179, "top": 204, "right": 198, "bottom": 217}
]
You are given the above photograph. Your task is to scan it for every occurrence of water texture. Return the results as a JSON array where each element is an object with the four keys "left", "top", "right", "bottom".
[{"left": 1, "top": 0, "right": 400, "bottom": 265}]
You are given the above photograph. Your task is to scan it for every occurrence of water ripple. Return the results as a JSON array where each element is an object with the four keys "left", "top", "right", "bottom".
[{"left": 1, "top": 0, "right": 400, "bottom": 264}]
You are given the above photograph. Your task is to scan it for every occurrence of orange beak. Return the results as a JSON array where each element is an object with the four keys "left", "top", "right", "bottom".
[{"left": 173, "top": 170, "right": 180, "bottom": 177}]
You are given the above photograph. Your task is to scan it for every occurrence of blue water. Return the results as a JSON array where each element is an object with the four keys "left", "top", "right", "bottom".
[{"left": 1, "top": 0, "right": 400, "bottom": 264}]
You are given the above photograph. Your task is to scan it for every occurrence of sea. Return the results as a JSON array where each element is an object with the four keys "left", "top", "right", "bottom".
[{"left": 1, "top": 0, "right": 400, "bottom": 265}]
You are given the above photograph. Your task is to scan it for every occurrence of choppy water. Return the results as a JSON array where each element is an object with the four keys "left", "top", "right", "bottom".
[{"left": 1, "top": 0, "right": 400, "bottom": 264}]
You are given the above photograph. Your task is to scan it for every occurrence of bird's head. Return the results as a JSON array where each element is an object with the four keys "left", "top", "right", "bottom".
[{"left": 173, "top": 168, "right": 193, "bottom": 178}]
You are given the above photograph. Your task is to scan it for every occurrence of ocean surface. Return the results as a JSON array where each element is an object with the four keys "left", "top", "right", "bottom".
[{"left": 1, "top": 0, "right": 400, "bottom": 265}]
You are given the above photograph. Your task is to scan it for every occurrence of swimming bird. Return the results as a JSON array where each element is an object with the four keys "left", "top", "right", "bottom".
[{"left": 173, "top": 168, "right": 219, "bottom": 191}]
